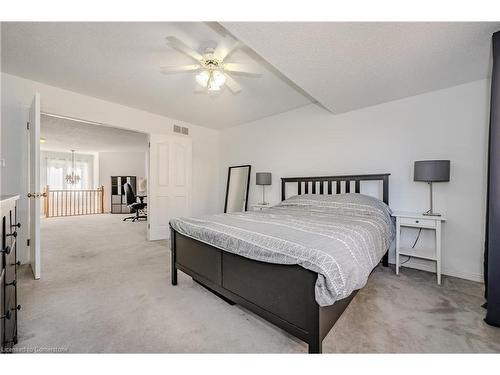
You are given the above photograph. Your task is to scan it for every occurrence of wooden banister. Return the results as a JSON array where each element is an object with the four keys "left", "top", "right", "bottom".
[
  {"left": 43, "top": 186, "right": 106, "bottom": 218},
  {"left": 44, "top": 185, "right": 49, "bottom": 218},
  {"left": 99, "top": 185, "right": 104, "bottom": 213}
]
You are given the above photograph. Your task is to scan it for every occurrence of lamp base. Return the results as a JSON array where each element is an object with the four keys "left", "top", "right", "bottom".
[
  {"left": 423, "top": 211, "right": 441, "bottom": 217},
  {"left": 423, "top": 183, "right": 442, "bottom": 217}
]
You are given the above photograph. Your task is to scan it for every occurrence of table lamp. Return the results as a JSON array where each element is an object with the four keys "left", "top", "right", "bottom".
[
  {"left": 414, "top": 160, "right": 450, "bottom": 216},
  {"left": 256, "top": 172, "right": 272, "bottom": 205}
]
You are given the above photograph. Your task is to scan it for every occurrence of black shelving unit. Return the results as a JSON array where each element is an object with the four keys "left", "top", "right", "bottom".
[{"left": 111, "top": 176, "right": 137, "bottom": 214}]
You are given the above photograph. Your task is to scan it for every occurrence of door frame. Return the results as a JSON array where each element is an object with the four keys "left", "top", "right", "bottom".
[
  {"left": 38, "top": 113, "right": 152, "bottom": 221},
  {"left": 36, "top": 113, "right": 178, "bottom": 235},
  {"left": 28, "top": 93, "right": 41, "bottom": 279},
  {"left": 28, "top": 112, "right": 152, "bottom": 279},
  {"left": 27, "top": 110, "right": 192, "bottom": 275}
]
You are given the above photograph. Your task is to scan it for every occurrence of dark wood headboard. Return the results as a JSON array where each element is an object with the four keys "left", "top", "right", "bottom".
[{"left": 281, "top": 173, "right": 390, "bottom": 205}]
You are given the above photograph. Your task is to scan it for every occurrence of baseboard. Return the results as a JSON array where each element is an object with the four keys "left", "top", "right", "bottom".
[{"left": 397, "top": 261, "right": 484, "bottom": 283}]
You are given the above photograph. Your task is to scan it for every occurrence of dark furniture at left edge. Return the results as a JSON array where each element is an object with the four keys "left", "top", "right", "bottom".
[
  {"left": 170, "top": 173, "right": 390, "bottom": 353},
  {"left": 1, "top": 195, "right": 21, "bottom": 353}
]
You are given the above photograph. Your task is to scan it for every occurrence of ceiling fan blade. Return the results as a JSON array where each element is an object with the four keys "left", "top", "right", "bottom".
[
  {"left": 166, "top": 36, "right": 203, "bottom": 62},
  {"left": 214, "top": 36, "right": 242, "bottom": 62},
  {"left": 223, "top": 63, "right": 261, "bottom": 76},
  {"left": 160, "top": 64, "right": 201, "bottom": 74},
  {"left": 224, "top": 74, "right": 242, "bottom": 94}
]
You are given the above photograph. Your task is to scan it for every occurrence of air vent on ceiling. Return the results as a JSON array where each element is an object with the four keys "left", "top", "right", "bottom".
[{"left": 173, "top": 124, "right": 189, "bottom": 136}]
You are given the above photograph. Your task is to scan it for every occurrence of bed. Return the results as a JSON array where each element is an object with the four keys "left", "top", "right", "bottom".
[{"left": 169, "top": 174, "right": 393, "bottom": 353}]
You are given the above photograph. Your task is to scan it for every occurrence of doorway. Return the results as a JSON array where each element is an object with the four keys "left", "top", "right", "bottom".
[
  {"left": 36, "top": 113, "right": 149, "bottom": 276},
  {"left": 27, "top": 101, "right": 193, "bottom": 280},
  {"left": 39, "top": 113, "right": 149, "bottom": 218}
]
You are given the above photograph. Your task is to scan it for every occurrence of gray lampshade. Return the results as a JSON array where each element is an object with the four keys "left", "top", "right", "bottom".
[
  {"left": 256, "top": 172, "right": 272, "bottom": 185},
  {"left": 414, "top": 160, "right": 450, "bottom": 182}
]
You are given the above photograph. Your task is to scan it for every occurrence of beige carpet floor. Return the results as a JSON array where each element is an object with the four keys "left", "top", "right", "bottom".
[{"left": 15, "top": 214, "right": 500, "bottom": 353}]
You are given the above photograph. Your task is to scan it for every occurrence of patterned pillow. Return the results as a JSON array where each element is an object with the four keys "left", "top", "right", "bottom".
[{"left": 278, "top": 193, "right": 392, "bottom": 219}]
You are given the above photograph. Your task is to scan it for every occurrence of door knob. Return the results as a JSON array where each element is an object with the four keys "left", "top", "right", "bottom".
[
  {"left": 1, "top": 246, "right": 11, "bottom": 255},
  {"left": 0, "top": 311, "right": 12, "bottom": 320},
  {"left": 11, "top": 222, "right": 21, "bottom": 229},
  {"left": 7, "top": 231, "right": 17, "bottom": 238},
  {"left": 11, "top": 305, "right": 21, "bottom": 311},
  {"left": 27, "top": 192, "right": 45, "bottom": 198}
]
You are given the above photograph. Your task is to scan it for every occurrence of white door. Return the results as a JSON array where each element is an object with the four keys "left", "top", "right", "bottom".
[
  {"left": 28, "top": 93, "right": 41, "bottom": 279},
  {"left": 148, "top": 133, "right": 192, "bottom": 240}
]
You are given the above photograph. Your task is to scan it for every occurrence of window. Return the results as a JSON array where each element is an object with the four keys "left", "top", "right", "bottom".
[{"left": 46, "top": 153, "right": 94, "bottom": 190}]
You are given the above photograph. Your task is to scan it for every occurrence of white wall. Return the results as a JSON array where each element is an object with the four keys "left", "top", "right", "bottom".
[
  {"left": 219, "top": 79, "right": 490, "bottom": 282},
  {"left": 98, "top": 151, "right": 146, "bottom": 212},
  {"left": 1, "top": 72, "right": 220, "bottom": 264}
]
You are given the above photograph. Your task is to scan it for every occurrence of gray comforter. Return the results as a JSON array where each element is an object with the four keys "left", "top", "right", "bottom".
[{"left": 170, "top": 193, "right": 395, "bottom": 306}]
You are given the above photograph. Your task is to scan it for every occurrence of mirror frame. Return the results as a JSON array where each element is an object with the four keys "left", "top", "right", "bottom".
[{"left": 224, "top": 164, "right": 251, "bottom": 213}]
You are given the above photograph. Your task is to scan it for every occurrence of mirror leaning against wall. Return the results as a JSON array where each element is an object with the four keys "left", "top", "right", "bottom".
[{"left": 224, "top": 165, "right": 251, "bottom": 213}]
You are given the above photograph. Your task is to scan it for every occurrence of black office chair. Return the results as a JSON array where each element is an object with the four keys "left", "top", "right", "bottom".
[{"left": 123, "top": 183, "right": 147, "bottom": 222}]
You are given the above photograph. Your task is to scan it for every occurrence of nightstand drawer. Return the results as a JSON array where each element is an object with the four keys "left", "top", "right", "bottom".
[{"left": 399, "top": 217, "right": 436, "bottom": 228}]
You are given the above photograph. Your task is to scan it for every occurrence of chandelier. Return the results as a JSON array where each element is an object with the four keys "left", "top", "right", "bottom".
[{"left": 65, "top": 150, "right": 81, "bottom": 185}]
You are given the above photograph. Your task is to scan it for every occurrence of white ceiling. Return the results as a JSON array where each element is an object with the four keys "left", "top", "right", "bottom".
[
  {"left": 40, "top": 114, "right": 148, "bottom": 153},
  {"left": 223, "top": 22, "right": 500, "bottom": 113},
  {"left": 2, "top": 23, "right": 499, "bottom": 128},
  {"left": 1, "top": 22, "right": 312, "bottom": 129}
]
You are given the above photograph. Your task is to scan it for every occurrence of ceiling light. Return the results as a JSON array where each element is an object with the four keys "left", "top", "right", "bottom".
[
  {"left": 211, "top": 70, "right": 226, "bottom": 88},
  {"left": 195, "top": 70, "right": 210, "bottom": 87},
  {"left": 207, "top": 79, "right": 221, "bottom": 92},
  {"left": 40, "top": 138, "right": 46, "bottom": 143},
  {"left": 196, "top": 69, "right": 227, "bottom": 92},
  {"left": 162, "top": 36, "right": 262, "bottom": 94}
]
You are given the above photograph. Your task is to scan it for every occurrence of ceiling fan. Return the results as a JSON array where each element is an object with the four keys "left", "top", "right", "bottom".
[{"left": 160, "top": 36, "right": 261, "bottom": 94}]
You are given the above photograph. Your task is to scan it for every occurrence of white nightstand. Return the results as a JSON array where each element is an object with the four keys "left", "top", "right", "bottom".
[
  {"left": 252, "top": 203, "right": 273, "bottom": 211},
  {"left": 391, "top": 211, "right": 446, "bottom": 285}
]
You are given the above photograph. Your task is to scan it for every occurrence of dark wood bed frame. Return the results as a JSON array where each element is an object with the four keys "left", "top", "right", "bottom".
[{"left": 170, "top": 173, "right": 390, "bottom": 353}]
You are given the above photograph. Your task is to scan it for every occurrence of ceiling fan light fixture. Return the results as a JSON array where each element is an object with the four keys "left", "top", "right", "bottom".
[
  {"left": 164, "top": 36, "right": 259, "bottom": 94},
  {"left": 207, "top": 81, "right": 221, "bottom": 92},
  {"left": 196, "top": 69, "right": 226, "bottom": 92},
  {"left": 211, "top": 70, "right": 226, "bottom": 87},
  {"left": 195, "top": 70, "right": 210, "bottom": 87}
]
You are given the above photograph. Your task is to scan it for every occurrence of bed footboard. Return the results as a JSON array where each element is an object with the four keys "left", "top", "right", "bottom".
[{"left": 170, "top": 226, "right": 356, "bottom": 353}]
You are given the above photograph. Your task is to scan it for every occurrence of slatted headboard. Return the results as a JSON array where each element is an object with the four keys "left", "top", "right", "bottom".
[{"left": 281, "top": 174, "right": 390, "bottom": 205}]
